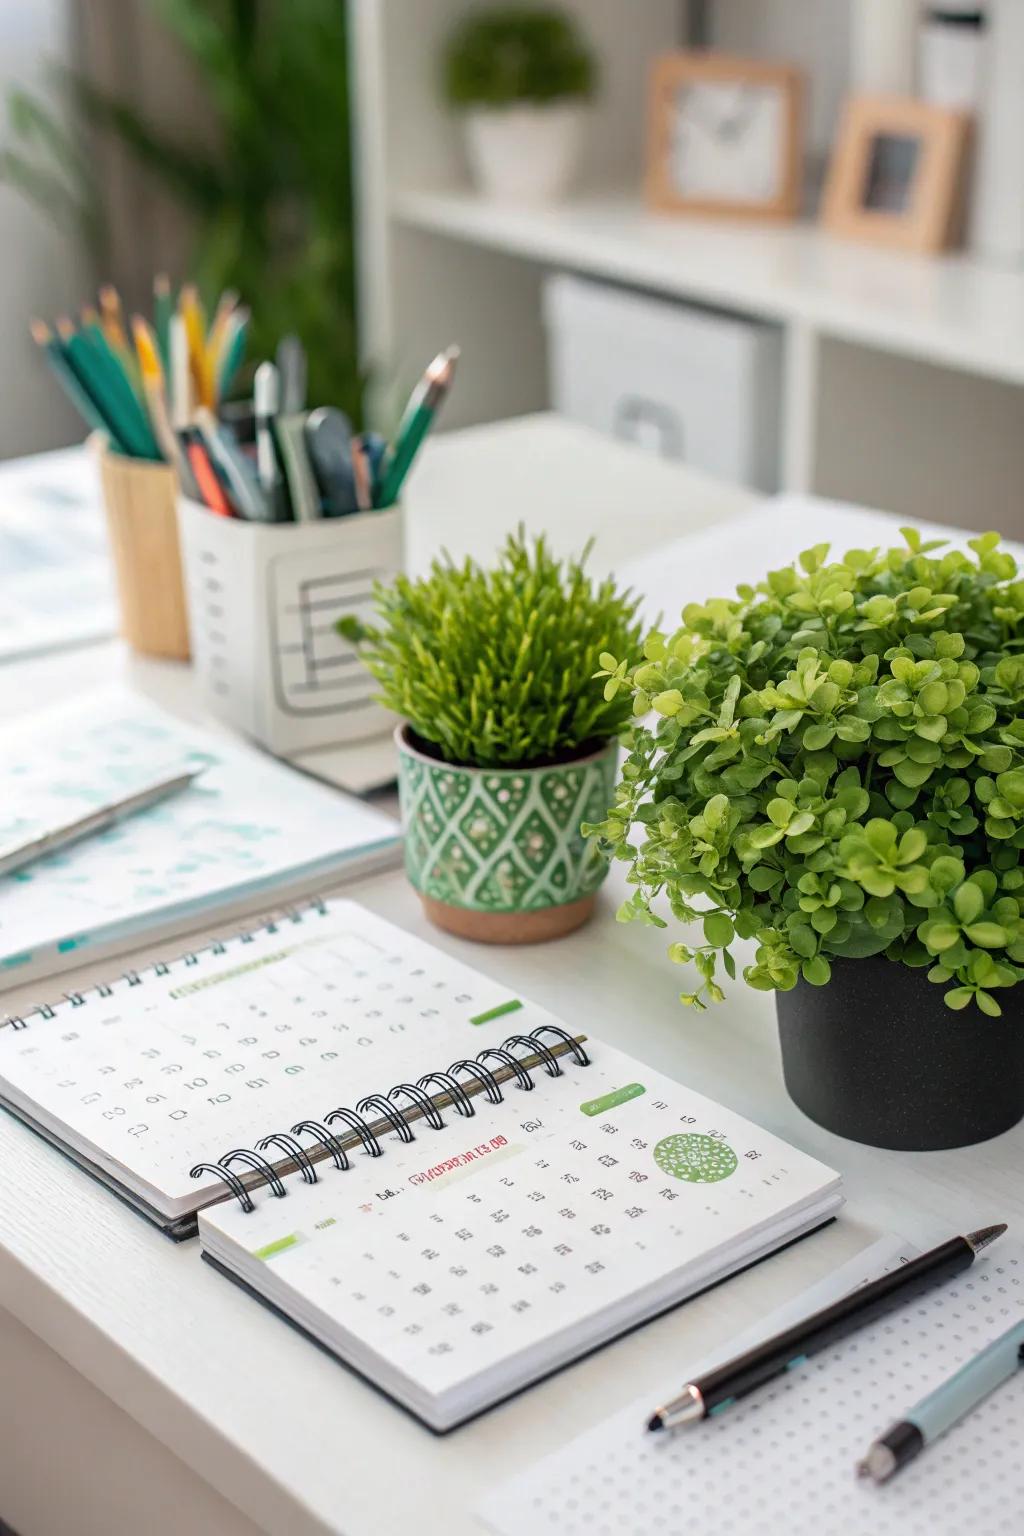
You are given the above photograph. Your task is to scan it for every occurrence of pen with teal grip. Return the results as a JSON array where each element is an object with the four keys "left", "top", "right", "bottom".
[
  {"left": 376, "top": 344, "right": 459, "bottom": 507},
  {"left": 858, "top": 1318, "right": 1024, "bottom": 1483}
]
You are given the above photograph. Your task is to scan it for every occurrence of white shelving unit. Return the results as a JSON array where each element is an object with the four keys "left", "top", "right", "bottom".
[{"left": 352, "top": 0, "right": 1024, "bottom": 533}]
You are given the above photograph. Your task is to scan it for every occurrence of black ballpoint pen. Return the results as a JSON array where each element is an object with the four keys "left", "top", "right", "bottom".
[{"left": 646, "top": 1223, "right": 1008, "bottom": 1433}]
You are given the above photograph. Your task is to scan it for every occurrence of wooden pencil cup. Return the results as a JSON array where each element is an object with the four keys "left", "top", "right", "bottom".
[{"left": 98, "top": 446, "right": 191, "bottom": 660}]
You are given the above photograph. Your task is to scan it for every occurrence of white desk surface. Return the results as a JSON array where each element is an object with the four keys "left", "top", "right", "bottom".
[{"left": 1, "top": 416, "right": 1022, "bottom": 1536}]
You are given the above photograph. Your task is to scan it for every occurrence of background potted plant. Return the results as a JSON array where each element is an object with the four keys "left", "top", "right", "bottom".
[
  {"left": 587, "top": 528, "right": 1024, "bottom": 1152},
  {"left": 442, "top": 6, "right": 597, "bottom": 204},
  {"left": 341, "top": 531, "right": 642, "bottom": 943}
]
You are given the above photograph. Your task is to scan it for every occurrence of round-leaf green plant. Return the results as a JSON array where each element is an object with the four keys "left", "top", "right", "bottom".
[
  {"left": 443, "top": 7, "right": 597, "bottom": 109},
  {"left": 339, "top": 531, "right": 643, "bottom": 770},
  {"left": 586, "top": 529, "right": 1024, "bottom": 1017}
]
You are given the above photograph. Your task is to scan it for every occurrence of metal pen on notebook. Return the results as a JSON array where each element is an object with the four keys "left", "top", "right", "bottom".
[
  {"left": 646, "top": 1225, "right": 1008, "bottom": 1433},
  {"left": 0, "top": 766, "right": 205, "bottom": 879},
  {"left": 858, "top": 1317, "right": 1024, "bottom": 1484}
]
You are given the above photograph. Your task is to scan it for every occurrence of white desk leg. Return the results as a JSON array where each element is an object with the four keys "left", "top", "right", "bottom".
[{"left": 782, "top": 321, "right": 820, "bottom": 496}]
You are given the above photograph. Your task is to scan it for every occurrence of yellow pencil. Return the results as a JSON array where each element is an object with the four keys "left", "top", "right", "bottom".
[
  {"left": 98, "top": 283, "right": 130, "bottom": 353},
  {"left": 179, "top": 283, "right": 214, "bottom": 409},
  {"left": 206, "top": 288, "right": 239, "bottom": 378},
  {"left": 131, "top": 313, "right": 188, "bottom": 482}
]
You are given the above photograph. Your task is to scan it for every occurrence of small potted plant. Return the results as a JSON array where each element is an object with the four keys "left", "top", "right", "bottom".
[
  {"left": 341, "top": 531, "right": 642, "bottom": 943},
  {"left": 587, "top": 528, "right": 1024, "bottom": 1151},
  {"left": 442, "top": 6, "right": 597, "bottom": 203}
]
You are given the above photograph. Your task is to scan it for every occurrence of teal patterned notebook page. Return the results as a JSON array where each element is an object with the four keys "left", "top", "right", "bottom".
[{"left": 0, "top": 688, "right": 399, "bottom": 987}]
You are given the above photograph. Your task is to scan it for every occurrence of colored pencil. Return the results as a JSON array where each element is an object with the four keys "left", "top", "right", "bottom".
[
  {"left": 57, "top": 317, "right": 158, "bottom": 460},
  {"left": 179, "top": 283, "right": 213, "bottom": 409},
  {"left": 154, "top": 273, "right": 173, "bottom": 374},
  {"left": 132, "top": 315, "right": 190, "bottom": 486},
  {"left": 31, "top": 318, "right": 123, "bottom": 447},
  {"left": 216, "top": 307, "right": 250, "bottom": 402},
  {"left": 377, "top": 345, "right": 459, "bottom": 507}
]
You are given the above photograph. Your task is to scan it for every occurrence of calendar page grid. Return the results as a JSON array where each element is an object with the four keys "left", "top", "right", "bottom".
[
  {"left": 0, "top": 901, "right": 555, "bottom": 1212},
  {"left": 200, "top": 1043, "right": 841, "bottom": 1406}
]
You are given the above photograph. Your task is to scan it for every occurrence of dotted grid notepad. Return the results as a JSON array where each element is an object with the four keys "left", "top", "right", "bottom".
[{"left": 480, "top": 1238, "right": 1024, "bottom": 1536}]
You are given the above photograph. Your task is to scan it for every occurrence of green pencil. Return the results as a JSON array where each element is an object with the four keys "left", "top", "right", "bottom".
[
  {"left": 216, "top": 306, "right": 250, "bottom": 402},
  {"left": 377, "top": 345, "right": 459, "bottom": 508},
  {"left": 78, "top": 312, "right": 160, "bottom": 459},
  {"left": 31, "top": 319, "right": 127, "bottom": 450},
  {"left": 58, "top": 318, "right": 158, "bottom": 460},
  {"left": 154, "top": 273, "right": 173, "bottom": 374}
]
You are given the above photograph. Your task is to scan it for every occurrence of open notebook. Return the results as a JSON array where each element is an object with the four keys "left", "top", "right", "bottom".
[
  {"left": 0, "top": 688, "right": 399, "bottom": 987},
  {"left": 0, "top": 900, "right": 841, "bottom": 1427}
]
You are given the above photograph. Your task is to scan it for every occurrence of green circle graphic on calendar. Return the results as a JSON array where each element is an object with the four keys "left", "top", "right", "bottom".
[{"left": 653, "top": 1132, "right": 738, "bottom": 1183}]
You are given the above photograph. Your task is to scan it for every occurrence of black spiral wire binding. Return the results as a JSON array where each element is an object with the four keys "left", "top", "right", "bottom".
[
  {"left": 189, "top": 1161, "right": 255, "bottom": 1213},
  {"left": 390, "top": 1082, "right": 446, "bottom": 1130},
  {"left": 257, "top": 1132, "right": 317, "bottom": 1185},
  {"left": 291, "top": 1120, "right": 350, "bottom": 1171},
  {"left": 221, "top": 1147, "right": 288, "bottom": 1197},
  {"left": 188, "top": 1025, "right": 591, "bottom": 1214},
  {"left": 416, "top": 1071, "right": 475, "bottom": 1117},
  {"left": 357, "top": 1094, "right": 416, "bottom": 1143},
  {"left": 0, "top": 899, "right": 333, "bottom": 1033},
  {"left": 324, "top": 1105, "right": 383, "bottom": 1158},
  {"left": 477, "top": 1046, "right": 535, "bottom": 1091},
  {"left": 448, "top": 1060, "right": 503, "bottom": 1103}
]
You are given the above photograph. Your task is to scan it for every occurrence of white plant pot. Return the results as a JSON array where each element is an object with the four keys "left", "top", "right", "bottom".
[{"left": 462, "top": 104, "right": 585, "bottom": 204}]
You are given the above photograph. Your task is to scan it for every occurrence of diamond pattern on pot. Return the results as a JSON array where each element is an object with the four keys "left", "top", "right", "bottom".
[
  {"left": 474, "top": 852, "right": 532, "bottom": 909},
  {"left": 540, "top": 767, "right": 583, "bottom": 829},
  {"left": 516, "top": 808, "right": 557, "bottom": 872},
  {"left": 481, "top": 772, "right": 530, "bottom": 824},
  {"left": 432, "top": 767, "right": 471, "bottom": 819},
  {"left": 397, "top": 740, "right": 620, "bottom": 915},
  {"left": 430, "top": 834, "right": 476, "bottom": 899},
  {"left": 459, "top": 797, "right": 504, "bottom": 859}
]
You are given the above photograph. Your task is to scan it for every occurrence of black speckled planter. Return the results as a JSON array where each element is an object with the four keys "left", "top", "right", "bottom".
[{"left": 776, "top": 956, "right": 1024, "bottom": 1151}]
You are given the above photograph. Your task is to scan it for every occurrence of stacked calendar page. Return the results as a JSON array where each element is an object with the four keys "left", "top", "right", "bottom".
[
  {"left": 0, "top": 688, "right": 400, "bottom": 988},
  {"left": 0, "top": 900, "right": 842, "bottom": 1425}
]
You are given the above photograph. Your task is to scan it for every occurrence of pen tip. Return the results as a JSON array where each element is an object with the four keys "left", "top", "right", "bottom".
[
  {"left": 646, "top": 1413, "right": 664, "bottom": 1433},
  {"left": 967, "top": 1223, "right": 1008, "bottom": 1254}
]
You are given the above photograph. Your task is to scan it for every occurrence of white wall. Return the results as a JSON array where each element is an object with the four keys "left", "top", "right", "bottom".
[
  {"left": 0, "top": 1, "right": 91, "bottom": 458},
  {"left": 710, "top": 0, "right": 851, "bottom": 183}
]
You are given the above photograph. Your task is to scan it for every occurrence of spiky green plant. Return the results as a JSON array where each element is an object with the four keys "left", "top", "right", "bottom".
[{"left": 340, "top": 532, "right": 644, "bottom": 769}]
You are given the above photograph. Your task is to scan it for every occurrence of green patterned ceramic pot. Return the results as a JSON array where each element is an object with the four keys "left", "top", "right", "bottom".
[{"left": 396, "top": 725, "right": 618, "bottom": 943}]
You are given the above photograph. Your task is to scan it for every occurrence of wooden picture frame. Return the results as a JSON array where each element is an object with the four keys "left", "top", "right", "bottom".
[
  {"left": 821, "top": 95, "right": 971, "bottom": 254},
  {"left": 645, "top": 52, "right": 804, "bottom": 221}
]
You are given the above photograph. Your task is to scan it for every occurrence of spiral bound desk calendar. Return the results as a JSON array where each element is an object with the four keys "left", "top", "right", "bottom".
[
  {"left": 190, "top": 1024, "right": 591, "bottom": 1213},
  {"left": 0, "top": 899, "right": 333, "bottom": 1034}
]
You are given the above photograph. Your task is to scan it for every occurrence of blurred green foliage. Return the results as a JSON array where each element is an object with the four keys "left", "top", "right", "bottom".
[
  {"left": 1, "top": 0, "right": 362, "bottom": 421},
  {"left": 443, "top": 7, "right": 596, "bottom": 109}
]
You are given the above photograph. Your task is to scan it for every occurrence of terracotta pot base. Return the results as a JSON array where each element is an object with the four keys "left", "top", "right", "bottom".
[{"left": 420, "top": 892, "right": 597, "bottom": 945}]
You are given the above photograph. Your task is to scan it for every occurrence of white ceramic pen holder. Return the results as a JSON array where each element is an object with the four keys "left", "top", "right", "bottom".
[{"left": 177, "top": 498, "right": 402, "bottom": 755}]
